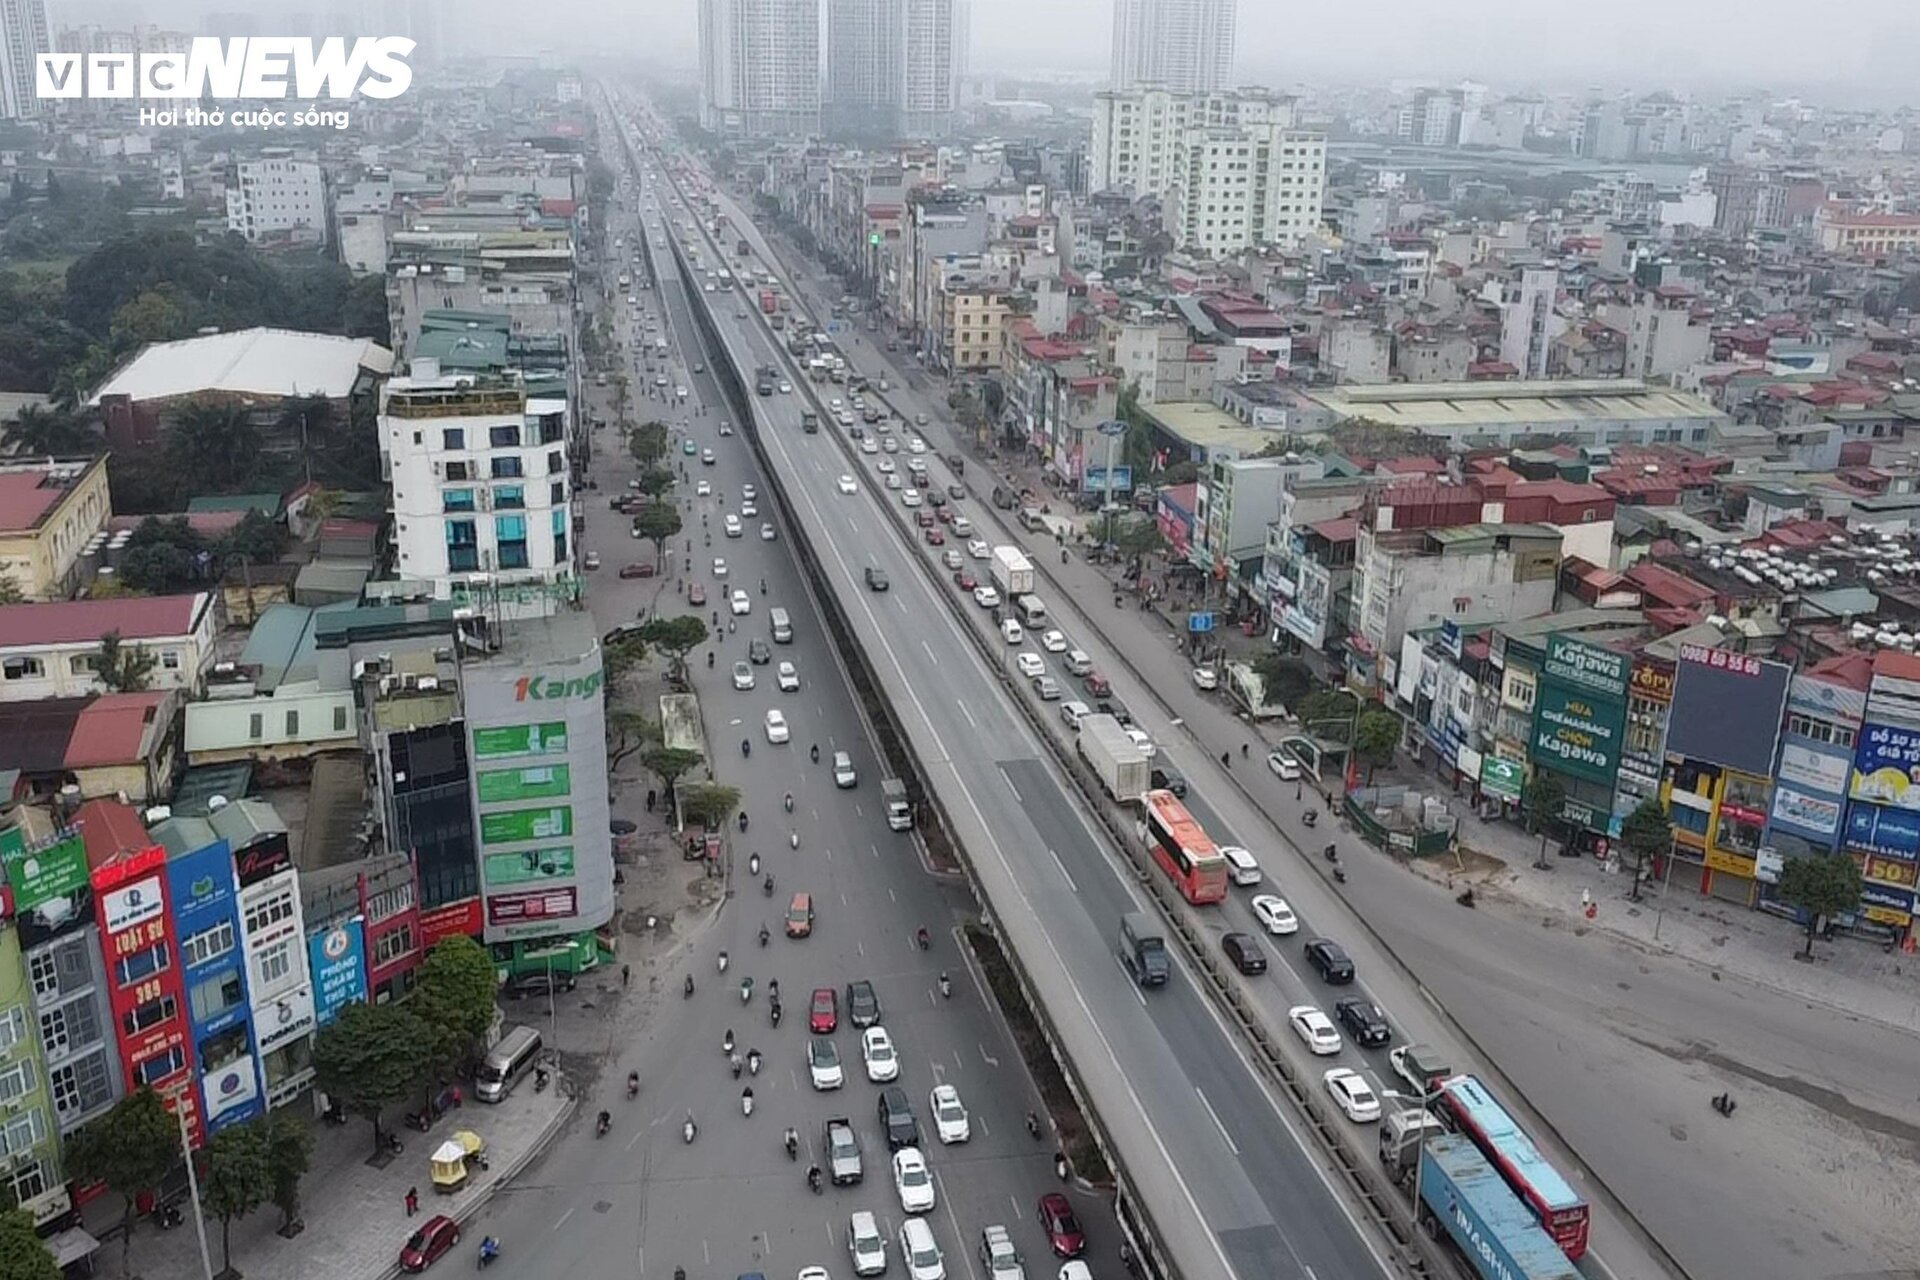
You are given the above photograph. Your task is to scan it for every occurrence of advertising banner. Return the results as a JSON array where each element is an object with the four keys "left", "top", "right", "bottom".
[
  {"left": 308, "top": 921, "right": 368, "bottom": 1027},
  {"left": 1665, "top": 645, "right": 1792, "bottom": 777},
  {"left": 1850, "top": 722, "right": 1920, "bottom": 809},
  {"left": 483, "top": 848, "right": 577, "bottom": 886},
  {"left": 472, "top": 721, "right": 569, "bottom": 759},
  {"left": 1845, "top": 803, "right": 1920, "bottom": 858},
  {"left": 1778, "top": 742, "right": 1851, "bottom": 797},
  {"left": 1480, "top": 756, "right": 1524, "bottom": 800},
  {"left": 1542, "top": 634, "right": 1631, "bottom": 699},
  {"left": 1531, "top": 681, "right": 1626, "bottom": 784},
  {"left": 1, "top": 826, "right": 94, "bottom": 949},
  {"left": 480, "top": 806, "right": 573, "bottom": 846},
  {"left": 418, "top": 896, "right": 482, "bottom": 945},
  {"left": 257, "top": 986, "right": 315, "bottom": 1054},
  {"left": 477, "top": 764, "right": 572, "bottom": 804},
  {"left": 486, "top": 888, "right": 579, "bottom": 927},
  {"left": 1280, "top": 557, "right": 1331, "bottom": 649},
  {"left": 1770, "top": 785, "right": 1842, "bottom": 839}
]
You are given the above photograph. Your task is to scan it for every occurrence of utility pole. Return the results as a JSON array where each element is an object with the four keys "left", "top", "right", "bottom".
[{"left": 170, "top": 1087, "right": 216, "bottom": 1280}]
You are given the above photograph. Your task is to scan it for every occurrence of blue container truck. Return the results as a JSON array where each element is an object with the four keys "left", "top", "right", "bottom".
[{"left": 1417, "top": 1135, "right": 1580, "bottom": 1280}]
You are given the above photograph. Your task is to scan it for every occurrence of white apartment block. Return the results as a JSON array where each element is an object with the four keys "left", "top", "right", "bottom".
[
  {"left": 0, "top": 0, "right": 51, "bottom": 120},
  {"left": 827, "top": 0, "right": 952, "bottom": 137},
  {"left": 225, "top": 151, "right": 328, "bottom": 246},
  {"left": 699, "top": 0, "right": 822, "bottom": 137},
  {"left": 899, "top": 0, "right": 954, "bottom": 138},
  {"left": 1109, "top": 0, "right": 1234, "bottom": 94},
  {"left": 382, "top": 367, "right": 576, "bottom": 599},
  {"left": 1094, "top": 88, "right": 1324, "bottom": 256}
]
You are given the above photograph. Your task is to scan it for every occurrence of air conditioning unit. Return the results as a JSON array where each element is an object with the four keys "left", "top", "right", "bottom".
[{"left": 418, "top": 676, "right": 440, "bottom": 692}]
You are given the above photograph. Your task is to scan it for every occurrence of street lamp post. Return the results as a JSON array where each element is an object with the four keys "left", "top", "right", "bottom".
[{"left": 166, "top": 1085, "right": 217, "bottom": 1280}]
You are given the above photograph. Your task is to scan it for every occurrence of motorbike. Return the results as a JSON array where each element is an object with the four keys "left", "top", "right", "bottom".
[
  {"left": 741, "top": 1088, "right": 755, "bottom": 1117},
  {"left": 150, "top": 1203, "right": 184, "bottom": 1230},
  {"left": 683, "top": 1115, "right": 698, "bottom": 1144},
  {"left": 785, "top": 1128, "right": 799, "bottom": 1160},
  {"left": 1332, "top": 867, "right": 1347, "bottom": 884},
  {"left": 748, "top": 852, "right": 761, "bottom": 876},
  {"left": 758, "top": 923, "right": 770, "bottom": 947},
  {"left": 1323, "top": 844, "right": 1339, "bottom": 864},
  {"left": 730, "top": 1053, "right": 743, "bottom": 1079},
  {"left": 707, "top": 651, "right": 715, "bottom": 669},
  {"left": 1456, "top": 888, "right": 1476, "bottom": 909},
  {"left": 627, "top": 1072, "right": 640, "bottom": 1099},
  {"left": 595, "top": 1111, "right": 611, "bottom": 1139},
  {"left": 683, "top": 974, "right": 695, "bottom": 999},
  {"left": 770, "top": 1000, "right": 782, "bottom": 1028},
  {"left": 718, "top": 950, "right": 731, "bottom": 974},
  {"left": 806, "top": 1165, "right": 823, "bottom": 1194},
  {"left": 783, "top": 793, "right": 794, "bottom": 813},
  {"left": 915, "top": 927, "right": 931, "bottom": 951},
  {"left": 534, "top": 1067, "right": 551, "bottom": 1092},
  {"left": 938, "top": 973, "right": 952, "bottom": 999},
  {"left": 1025, "top": 1112, "right": 1042, "bottom": 1140},
  {"left": 810, "top": 744, "right": 820, "bottom": 763},
  {"left": 747, "top": 1050, "right": 762, "bottom": 1075},
  {"left": 763, "top": 874, "right": 775, "bottom": 897},
  {"left": 788, "top": 829, "right": 799, "bottom": 850},
  {"left": 741, "top": 738, "right": 751, "bottom": 757},
  {"left": 479, "top": 1238, "right": 501, "bottom": 1270},
  {"left": 722, "top": 1028, "right": 735, "bottom": 1055},
  {"left": 1054, "top": 1153, "right": 1070, "bottom": 1181},
  {"left": 1711, "top": 1092, "right": 1737, "bottom": 1117},
  {"left": 1302, "top": 809, "right": 1319, "bottom": 828},
  {"left": 740, "top": 976, "right": 754, "bottom": 1003},
  {"left": 738, "top": 811, "right": 750, "bottom": 833}
]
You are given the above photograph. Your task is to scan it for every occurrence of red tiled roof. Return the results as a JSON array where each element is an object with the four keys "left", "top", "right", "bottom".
[
  {"left": 1872, "top": 650, "right": 1920, "bottom": 682},
  {"left": 1625, "top": 561, "right": 1717, "bottom": 608},
  {"left": 1808, "top": 650, "right": 1874, "bottom": 691},
  {"left": 74, "top": 796, "right": 152, "bottom": 870},
  {"left": 64, "top": 692, "right": 168, "bottom": 768},
  {"left": 0, "top": 593, "right": 209, "bottom": 647},
  {"left": 1753, "top": 519, "right": 1840, "bottom": 550},
  {"left": 0, "top": 469, "right": 73, "bottom": 534},
  {"left": 1306, "top": 516, "right": 1358, "bottom": 543}
]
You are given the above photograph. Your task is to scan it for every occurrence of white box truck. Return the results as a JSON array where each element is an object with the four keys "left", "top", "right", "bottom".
[
  {"left": 1078, "top": 714, "right": 1149, "bottom": 802},
  {"left": 990, "top": 546, "right": 1034, "bottom": 599}
]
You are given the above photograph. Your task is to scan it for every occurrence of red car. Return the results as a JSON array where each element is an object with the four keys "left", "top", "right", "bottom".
[
  {"left": 400, "top": 1215, "right": 460, "bottom": 1272},
  {"left": 924, "top": 528, "right": 945, "bottom": 546},
  {"left": 809, "top": 986, "right": 838, "bottom": 1033},
  {"left": 936, "top": 506, "right": 956, "bottom": 524},
  {"left": 688, "top": 582, "right": 707, "bottom": 606},
  {"left": 1036, "top": 1192, "right": 1086, "bottom": 1258},
  {"left": 1083, "top": 673, "right": 1111, "bottom": 697},
  {"left": 953, "top": 569, "right": 978, "bottom": 591},
  {"left": 619, "top": 562, "right": 655, "bottom": 579}
]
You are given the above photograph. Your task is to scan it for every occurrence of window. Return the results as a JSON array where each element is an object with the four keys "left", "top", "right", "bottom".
[
  {"left": 249, "top": 712, "right": 263, "bottom": 740},
  {"left": 68, "top": 654, "right": 99, "bottom": 675},
  {"left": 254, "top": 940, "right": 294, "bottom": 987},
  {"left": 189, "top": 969, "right": 245, "bottom": 1023},
  {"left": 443, "top": 488, "right": 476, "bottom": 513},
  {"left": 183, "top": 920, "right": 235, "bottom": 967},
  {"left": 496, "top": 515, "right": 528, "bottom": 570},
  {"left": 442, "top": 427, "right": 466, "bottom": 450},
  {"left": 0, "top": 1007, "right": 23, "bottom": 1053},
  {"left": 447, "top": 518, "right": 479, "bottom": 573},
  {"left": 134, "top": 1046, "right": 187, "bottom": 1087},
  {"left": 244, "top": 894, "right": 295, "bottom": 935},
  {"left": 0, "top": 1110, "right": 47, "bottom": 1160},
  {"left": 160, "top": 649, "right": 181, "bottom": 670},
  {"left": 494, "top": 485, "right": 525, "bottom": 510},
  {"left": 285, "top": 709, "right": 299, "bottom": 737},
  {"left": 334, "top": 705, "right": 349, "bottom": 733},
  {"left": 374, "top": 922, "right": 417, "bottom": 965},
  {"left": 550, "top": 480, "right": 566, "bottom": 506},
  {"left": 6, "top": 1159, "right": 50, "bottom": 1208},
  {"left": 444, "top": 460, "right": 470, "bottom": 481},
  {"left": 115, "top": 942, "right": 169, "bottom": 987},
  {"left": 548, "top": 450, "right": 564, "bottom": 474},
  {"left": 1, "top": 657, "right": 43, "bottom": 681},
  {"left": 367, "top": 882, "right": 414, "bottom": 922},
  {"left": 122, "top": 995, "right": 177, "bottom": 1037},
  {"left": 0, "top": 1059, "right": 30, "bottom": 1108},
  {"left": 488, "top": 425, "right": 521, "bottom": 449},
  {"left": 490, "top": 456, "right": 524, "bottom": 480},
  {"left": 49, "top": 1053, "right": 112, "bottom": 1120}
]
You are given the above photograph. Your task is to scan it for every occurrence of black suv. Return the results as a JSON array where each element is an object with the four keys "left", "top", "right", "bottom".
[
  {"left": 1304, "top": 938, "right": 1355, "bottom": 984},
  {"left": 865, "top": 566, "right": 889, "bottom": 592},
  {"left": 504, "top": 970, "right": 576, "bottom": 999},
  {"left": 748, "top": 638, "right": 772, "bottom": 664},
  {"left": 877, "top": 1086, "right": 920, "bottom": 1149},
  {"left": 1221, "top": 932, "right": 1267, "bottom": 975},
  {"left": 1334, "top": 997, "right": 1391, "bottom": 1047},
  {"left": 1149, "top": 766, "right": 1188, "bottom": 797},
  {"left": 846, "top": 979, "right": 881, "bottom": 1027}
]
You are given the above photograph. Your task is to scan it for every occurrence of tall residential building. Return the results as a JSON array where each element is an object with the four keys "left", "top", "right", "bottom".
[
  {"left": 1091, "top": 86, "right": 1325, "bottom": 256},
  {"left": 1497, "top": 268, "right": 1562, "bottom": 380},
  {"left": 0, "top": 0, "right": 51, "bottom": 120},
  {"left": 699, "top": 0, "right": 821, "bottom": 138},
  {"left": 225, "top": 150, "right": 329, "bottom": 246},
  {"left": 827, "top": 0, "right": 953, "bottom": 138},
  {"left": 379, "top": 366, "right": 578, "bottom": 605},
  {"left": 952, "top": 0, "right": 970, "bottom": 96},
  {"left": 1108, "top": 0, "right": 1235, "bottom": 94}
]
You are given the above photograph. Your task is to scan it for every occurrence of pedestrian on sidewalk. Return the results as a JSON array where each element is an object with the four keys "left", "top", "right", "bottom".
[
  {"left": 405, "top": 1187, "right": 419, "bottom": 1217},
  {"left": 646, "top": 789, "right": 657, "bottom": 813}
]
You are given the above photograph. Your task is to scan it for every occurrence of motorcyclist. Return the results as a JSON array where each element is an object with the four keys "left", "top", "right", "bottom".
[
  {"left": 784, "top": 1127, "right": 799, "bottom": 1158},
  {"left": 749, "top": 851, "right": 761, "bottom": 875},
  {"left": 763, "top": 873, "right": 774, "bottom": 896},
  {"left": 806, "top": 1164, "right": 823, "bottom": 1192},
  {"left": 810, "top": 743, "right": 820, "bottom": 763},
  {"left": 480, "top": 1237, "right": 501, "bottom": 1264},
  {"left": 707, "top": 650, "right": 715, "bottom": 668},
  {"left": 783, "top": 792, "right": 793, "bottom": 812},
  {"left": 938, "top": 972, "right": 952, "bottom": 998},
  {"left": 915, "top": 926, "right": 930, "bottom": 950},
  {"left": 596, "top": 1109, "right": 611, "bottom": 1136},
  {"left": 741, "top": 738, "right": 751, "bottom": 757},
  {"left": 758, "top": 922, "right": 770, "bottom": 946},
  {"left": 627, "top": 1071, "right": 640, "bottom": 1097}
]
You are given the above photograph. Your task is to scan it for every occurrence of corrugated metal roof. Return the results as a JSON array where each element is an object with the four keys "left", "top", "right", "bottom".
[
  {"left": 89, "top": 327, "right": 394, "bottom": 406},
  {"left": 0, "top": 593, "right": 210, "bottom": 647}
]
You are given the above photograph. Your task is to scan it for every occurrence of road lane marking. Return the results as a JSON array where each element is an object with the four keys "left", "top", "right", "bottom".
[
  {"left": 1001, "top": 771, "right": 1022, "bottom": 803},
  {"left": 979, "top": 1045, "right": 999, "bottom": 1067},
  {"left": 1047, "top": 847, "right": 1078, "bottom": 893},
  {"left": 625, "top": 1127, "right": 646, "bottom": 1151},
  {"left": 553, "top": 1207, "right": 576, "bottom": 1232},
  {"left": 1195, "top": 1088, "right": 1240, "bottom": 1156},
  {"left": 956, "top": 699, "right": 977, "bottom": 728}
]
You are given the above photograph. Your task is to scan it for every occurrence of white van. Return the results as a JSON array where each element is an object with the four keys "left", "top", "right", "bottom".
[
  {"left": 475, "top": 1025, "right": 543, "bottom": 1102},
  {"left": 1219, "top": 845, "right": 1263, "bottom": 888},
  {"left": 1016, "top": 595, "right": 1046, "bottom": 627}
]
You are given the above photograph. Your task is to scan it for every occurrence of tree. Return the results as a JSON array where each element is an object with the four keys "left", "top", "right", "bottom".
[
  {"left": 218, "top": 509, "right": 291, "bottom": 566},
  {"left": 632, "top": 503, "right": 683, "bottom": 568},
  {"left": 0, "top": 1209, "right": 59, "bottom": 1280},
  {"left": 412, "top": 935, "right": 500, "bottom": 1081},
  {"left": 201, "top": 1120, "right": 270, "bottom": 1274},
  {"left": 1250, "top": 653, "right": 1313, "bottom": 710},
  {"left": 638, "top": 615, "right": 709, "bottom": 680},
  {"left": 64, "top": 1087, "right": 179, "bottom": 1269},
  {"left": 607, "top": 710, "right": 661, "bottom": 770},
  {"left": 1619, "top": 798, "right": 1673, "bottom": 901},
  {"left": 108, "top": 288, "right": 192, "bottom": 348},
  {"left": 1352, "top": 708, "right": 1399, "bottom": 784},
  {"left": 118, "top": 515, "right": 207, "bottom": 593},
  {"left": 641, "top": 745, "right": 705, "bottom": 798},
  {"left": 603, "top": 636, "right": 648, "bottom": 685},
  {"left": 636, "top": 467, "right": 676, "bottom": 499},
  {"left": 1777, "top": 855, "right": 1863, "bottom": 958},
  {"left": 263, "top": 1111, "right": 313, "bottom": 1234},
  {"left": 628, "top": 420, "right": 670, "bottom": 468},
  {"left": 164, "top": 400, "right": 264, "bottom": 497},
  {"left": 1522, "top": 771, "right": 1566, "bottom": 837},
  {"left": 312, "top": 1001, "right": 436, "bottom": 1156},
  {"left": 680, "top": 781, "right": 742, "bottom": 829},
  {"left": 93, "top": 629, "right": 158, "bottom": 692},
  {"left": 0, "top": 573, "right": 24, "bottom": 605},
  {"left": 1109, "top": 513, "right": 1165, "bottom": 557},
  {"left": 5, "top": 403, "right": 94, "bottom": 455},
  {"left": 1297, "top": 688, "right": 1359, "bottom": 742}
]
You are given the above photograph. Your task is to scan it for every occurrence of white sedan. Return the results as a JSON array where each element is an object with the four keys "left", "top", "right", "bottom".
[
  {"left": 1251, "top": 894, "right": 1299, "bottom": 935},
  {"left": 777, "top": 661, "right": 800, "bottom": 692},
  {"left": 730, "top": 589, "right": 751, "bottom": 615},
  {"left": 742, "top": 485, "right": 757, "bottom": 502},
  {"left": 761, "top": 522, "right": 778, "bottom": 541},
  {"left": 1324, "top": 1068, "right": 1382, "bottom": 1123},
  {"left": 877, "top": 457, "right": 897, "bottom": 474},
  {"left": 1267, "top": 749, "right": 1301, "bottom": 781},
  {"left": 1040, "top": 629, "right": 1068, "bottom": 654},
  {"left": 808, "top": 1036, "right": 843, "bottom": 1090},
  {"left": 1016, "top": 652, "right": 1046, "bottom": 678},
  {"left": 973, "top": 585, "right": 1001, "bottom": 609},
  {"left": 695, "top": 479, "right": 713, "bottom": 497},
  {"left": 723, "top": 514, "right": 743, "bottom": 538},
  {"left": 848, "top": 1212, "right": 887, "bottom": 1276},
  {"left": 764, "top": 709, "right": 790, "bottom": 743},
  {"left": 712, "top": 557, "right": 728, "bottom": 578},
  {"left": 1123, "top": 727, "right": 1157, "bottom": 758},
  {"left": 731, "top": 661, "right": 755, "bottom": 691},
  {"left": 929, "top": 1083, "right": 970, "bottom": 1144},
  {"left": 1192, "top": 666, "right": 1219, "bottom": 691},
  {"left": 892, "top": 1147, "right": 936, "bottom": 1213},
  {"left": 861, "top": 1025, "right": 900, "bottom": 1082},
  {"left": 901, "top": 488, "right": 923, "bottom": 507},
  {"left": 967, "top": 539, "right": 991, "bottom": 560},
  {"left": 838, "top": 475, "right": 859, "bottom": 495},
  {"left": 741, "top": 501, "right": 758, "bottom": 518},
  {"left": 1288, "top": 1005, "right": 1342, "bottom": 1056},
  {"left": 861, "top": 437, "right": 880, "bottom": 455}
]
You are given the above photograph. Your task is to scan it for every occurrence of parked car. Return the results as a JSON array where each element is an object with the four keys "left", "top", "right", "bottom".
[{"left": 399, "top": 1217, "right": 460, "bottom": 1272}]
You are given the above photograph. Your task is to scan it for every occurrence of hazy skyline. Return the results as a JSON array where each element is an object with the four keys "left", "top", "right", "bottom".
[{"left": 63, "top": 0, "right": 1920, "bottom": 106}]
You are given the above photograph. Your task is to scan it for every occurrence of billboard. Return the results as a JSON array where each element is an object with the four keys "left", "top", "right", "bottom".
[
  {"left": 309, "top": 920, "right": 368, "bottom": 1027},
  {"left": 1, "top": 826, "right": 95, "bottom": 949},
  {"left": 1850, "top": 723, "right": 1920, "bottom": 810},
  {"left": 1845, "top": 803, "right": 1920, "bottom": 858},
  {"left": 1529, "top": 636, "right": 1629, "bottom": 786},
  {"left": 1664, "top": 645, "right": 1792, "bottom": 778},
  {"left": 1280, "top": 557, "right": 1332, "bottom": 649}
]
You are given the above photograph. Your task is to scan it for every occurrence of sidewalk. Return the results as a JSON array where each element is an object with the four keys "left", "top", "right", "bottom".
[{"left": 90, "top": 1085, "right": 572, "bottom": 1280}]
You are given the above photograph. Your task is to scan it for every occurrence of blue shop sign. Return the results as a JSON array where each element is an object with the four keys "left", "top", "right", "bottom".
[
  {"left": 1845, "top": 803, "right": 1920, "bottom": 857},
  {"left": 1860, "top": 881, "right": 1916, "bottom": 914}
]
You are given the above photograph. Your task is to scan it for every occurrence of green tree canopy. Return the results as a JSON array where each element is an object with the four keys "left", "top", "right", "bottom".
[
  {"left": 0, "top": 1208, "right": 59, "bottom": 1280},
  {"left": 218, "top": 509, "right": 291, "bottom": 566},
  {"left": 636, "top": 467, "right": 676, "bottom": 499},
  {"left": 1250, "top": 654, "right": 1314, "bottom": 710},
  {"left": 412, "top": 935, "right": 500, "bottom": 1073},
  {"left": 1619, "top": 797, "right": 1672, "bottom": 900},
  {"left": 642, "top": 745, "right": 705, "bottom": 798},
  {"left": 633, "top": 503, "right": 683, "bottom": 567},
  {"left": 607, "top": 710, "right": 662, "bottom": 770},
  {"left": 201, "top": 1120, "right": 269, "bottom": 1273},
  {"left": 629, "top": 421, "right": 670, "bottom": 468},
  {"left": 164, "top": 399, "right": 263, "bottom": 496},
  {"left": 4, "top": 403, "right": 95, "bottom": 455},
  {"left": 1297, "top": 688, "right": 1360, "bottom": 742},
  {"left": 680, "top": 781, "right": 742, "bottom": 829},
  {"left": 1353, "top": 708, "right": 1400, "bottom": 784},
  {"left": 1522, "top": 771, "right": 1567, "bottom": 837},
  {"left": 1777, "top": 855, "right": 1863, "bottom": 957},
  {"left": 638, "top": 614, "right": 709, "bottom": 678},
  {"left": 312, "top": 1001, "right": 436, "bottom": 1154},
  {"left": 64, "top": 1087, "right": 178, "bottom": 1269},
  {"left": 93, "top": 629, "right": 158, "bottom": 692},
  {"left": 264, "top": 1111, "right": 313, "bottom": 1232}
]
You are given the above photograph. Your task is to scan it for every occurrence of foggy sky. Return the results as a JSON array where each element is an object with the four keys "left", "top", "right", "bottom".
[{"left": 83, "top": 0, "right": 1920, "bottom": 105}]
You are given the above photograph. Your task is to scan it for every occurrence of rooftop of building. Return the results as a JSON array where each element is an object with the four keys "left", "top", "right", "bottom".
[
  {"left": 88, "top": 327, "right": 394, "bottom": 408},
  {"left": 1140, "top": 401, "right": 1292, "bottom": 454},
  {"left": 1305, "top": 379, "right": 1725, "bottom": 430},
  {"left": 0, "top": 456, "right": 105, "bottom": 536},
  {"left": 0, "top": 592, "right": 212, "bottom": 648}
]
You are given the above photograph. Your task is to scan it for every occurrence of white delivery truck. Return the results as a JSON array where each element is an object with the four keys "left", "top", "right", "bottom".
[
  {"left": 1077, "top": 714, "right": 1149, "bottom": 802},
  {"left": 990, "top": 547, "right": 1035, "bottom": 599}
]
